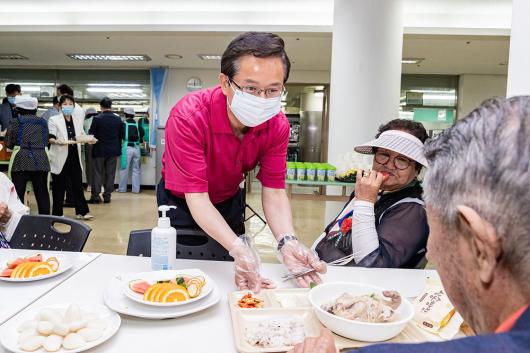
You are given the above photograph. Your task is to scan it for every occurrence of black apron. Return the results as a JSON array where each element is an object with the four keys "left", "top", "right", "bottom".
[{"left": 156, "top": 179, "right": 246, "bottom": 245}]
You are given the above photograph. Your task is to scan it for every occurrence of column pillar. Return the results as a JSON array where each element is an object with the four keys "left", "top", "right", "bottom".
[
  {"left": 507, "top": 0, "right": 530, "bottom": 97},
  {"left": 325, "top": 0, "right": 404, "bottom": 222}
]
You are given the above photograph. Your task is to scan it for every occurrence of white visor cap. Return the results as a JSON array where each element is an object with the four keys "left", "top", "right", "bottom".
[{"left": 354, "top": 130, "right": 428, "bottom": 167}]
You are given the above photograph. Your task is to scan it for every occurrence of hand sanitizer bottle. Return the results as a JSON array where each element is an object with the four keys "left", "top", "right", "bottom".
[{"left": 151, "top": 205, "right": 177, "bottom": 271}]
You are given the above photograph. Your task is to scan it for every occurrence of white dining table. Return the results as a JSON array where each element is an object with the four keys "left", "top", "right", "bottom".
[
  {"left": 0, "top": 249, "right": 101, "bottom": 325},
  {"left": 0, "top": 253, "right": 438, "bottom": 353}
]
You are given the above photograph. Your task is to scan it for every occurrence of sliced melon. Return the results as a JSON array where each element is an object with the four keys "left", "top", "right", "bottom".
[
  {"left": 129, "top": 279, "right": 151, "bottom": 294},
  {"left": 7, "top": 257, "right": 26, "bottom": 269},
  {"left": 0, "top": 268, "right": 13, "bottom": 277},
  {"left": 26, "top": 254, "right": 43, "bottom": 262}
]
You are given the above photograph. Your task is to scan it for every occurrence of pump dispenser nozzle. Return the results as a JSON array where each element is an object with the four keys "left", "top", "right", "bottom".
[{"left": 157, "top": 205, "right": 176, "bottom": 228}]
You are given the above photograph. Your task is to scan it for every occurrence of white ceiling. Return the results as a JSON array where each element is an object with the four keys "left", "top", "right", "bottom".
[
  {"left": 0, "top": 0, "right": 512, "bottom": 35},
  {"left": 0, "top": 0, "right": 512, "bottom": 76},
  {"left": 0, "top": 32, "right": 509, "bottom": 75}
]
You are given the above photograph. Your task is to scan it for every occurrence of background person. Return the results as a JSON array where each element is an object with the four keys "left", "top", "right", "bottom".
[
  {"left": 56, "top": 84, "right": 83, "bottom": 208},
  {"left": 48, "top": 95, "right": 92, "bottom": 220},
  {"left": 118, "top": 107, "right": 143, "bottom": 194},
  {"left": 83, "top": 107, "right": 98, "bottom": 191},
  {"left": 88, "top": 97, "right": 122, "bottom": 204},
  {"left": 0, "top": 84, "right": 21, "bottom": 133},
  {"left": 40, "top": 96, "right": 60, "bottom": 122},
  {"left": 5, "top": 95, "right": 50, "bottom": 215}
]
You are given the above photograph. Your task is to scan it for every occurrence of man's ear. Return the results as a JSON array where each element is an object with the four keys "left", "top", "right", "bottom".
[
  {"left": 457, "top": 205, "right": 501, "bottom": 284},
  {"left": 219, "top": 73, "right": 230, "bottom": 95}
]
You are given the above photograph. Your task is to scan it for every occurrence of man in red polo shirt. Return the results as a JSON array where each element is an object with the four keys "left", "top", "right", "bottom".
[{"left": 158, "top": 32, "right": 326, "bottom": 292}]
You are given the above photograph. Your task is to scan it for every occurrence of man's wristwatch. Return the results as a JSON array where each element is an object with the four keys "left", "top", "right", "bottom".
[{"left": 277, "top": 235, "right": 298, "bottom": 252}]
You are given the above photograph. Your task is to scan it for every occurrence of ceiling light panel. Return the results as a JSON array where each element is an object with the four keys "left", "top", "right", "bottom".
[
  {"left": 198, "top": 54, "right": 222, "bottom": 60},
  {"left": 402, "top": 58, "right": 425, "bottom": 64},
  {"left": 0, "top": 54, "right": 28, "bottom": 60},
  {"left": 67, "top": 54, "right": 151, "bottom": 61}
]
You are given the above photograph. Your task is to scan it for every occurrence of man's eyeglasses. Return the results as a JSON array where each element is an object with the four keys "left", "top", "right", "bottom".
[
  {"left": 374, "top": 151, "right": 413, "bottom": 170},
  {"left": 230, "top": 80, "right": 285, "bottom": 98}
]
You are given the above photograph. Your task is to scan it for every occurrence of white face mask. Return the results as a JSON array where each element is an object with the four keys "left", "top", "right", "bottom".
[{"left": 227, "top": 83, "right": 282, "bottom": 127}]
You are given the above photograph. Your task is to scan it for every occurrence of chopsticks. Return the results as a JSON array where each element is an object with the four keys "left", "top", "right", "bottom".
[{"left": 281, "top": 268, "right": 316, "bottom": 282}]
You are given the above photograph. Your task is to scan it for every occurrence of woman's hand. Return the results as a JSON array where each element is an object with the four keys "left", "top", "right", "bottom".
[
  {"left": 0, "top": 202, "right": 12, "bottom": 224},
  {"left": 50, "top": 138, "right": 67, "bottom": 145},
  {"left": 354, "top": 170, "right": 385, "bottom": 203}
]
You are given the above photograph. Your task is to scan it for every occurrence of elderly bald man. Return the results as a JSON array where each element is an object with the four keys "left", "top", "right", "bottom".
[{"left": 289, "top": 96, "right": 530, "bottom": 353}]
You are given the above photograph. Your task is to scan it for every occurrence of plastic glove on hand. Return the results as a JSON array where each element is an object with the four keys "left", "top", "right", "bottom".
[
  {"left": 279, "top": 239, "right": 327, "bottom": 288},
  {"left": 229, "top": 234, "right": 275, "bottom": 292}
]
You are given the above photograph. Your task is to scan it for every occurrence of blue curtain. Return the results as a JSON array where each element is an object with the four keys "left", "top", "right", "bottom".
[{"left": 149, "top": 68, "right": 168, "bottom": 147}]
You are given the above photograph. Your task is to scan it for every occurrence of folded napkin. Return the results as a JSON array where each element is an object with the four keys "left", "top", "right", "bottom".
[{"left": 412, "top": 278, "right": 464, "bottom": 339}]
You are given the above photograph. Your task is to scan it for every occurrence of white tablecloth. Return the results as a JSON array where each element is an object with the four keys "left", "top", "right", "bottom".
[
  {"left": 0, "top": 253, "right": 437, "bottom": 353},
  {"left": 0, "top": 249, "right": 100, "bottom": 325}
]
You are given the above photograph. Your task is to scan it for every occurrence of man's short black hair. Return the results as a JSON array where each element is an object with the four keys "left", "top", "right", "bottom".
[
  {"left": 5, "top": 84, "right": 21, "bottom": 95},
  {"left": 59, "top": 94, "right": 75, "bottom": 105},
  {"left": 57, "top": 84, "right": 74, "bottom": 96},
  {"left": 221, "top": 32, "right": 291, "bottom": 83},
  {"left": 52, "top": 96, "right": 59, "bottom": 105},
  {"left": 100, "top": 97, "right": 112, "bottom": 109}
]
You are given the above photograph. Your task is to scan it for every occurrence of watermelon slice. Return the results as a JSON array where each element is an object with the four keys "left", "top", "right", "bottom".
[
  {"left": 129, "top": 280, "right": 152, "bottom": 294},
  {"left": 6, "top": 257, "right": 26, "bottom": 269},
  {"left": 26, "top": 254, "right": 43, "bottom": 262},
  {"left": 0, "top": 268, "right": 13, "bottom": 277}
]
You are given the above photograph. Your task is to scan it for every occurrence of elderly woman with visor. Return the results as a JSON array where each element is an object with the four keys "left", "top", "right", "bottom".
[{"left": 313, "top": 119, "right": 430, "bottom": 268}]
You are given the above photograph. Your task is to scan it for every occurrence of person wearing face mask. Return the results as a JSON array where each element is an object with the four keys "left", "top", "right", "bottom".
[
  {"left": 158, "top": 32, "right": 326, "bottom": 292},
  {"left": 48, "top": 95, "right": 93, "bottom": 220},
  {"left": 56, "top": 84, "right": 84, "bottom": 208},
  {"left": 0, "top": 84, "right": 21, "bottom": 133}
]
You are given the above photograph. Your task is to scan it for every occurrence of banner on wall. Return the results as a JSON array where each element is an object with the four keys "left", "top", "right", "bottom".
[{"left": 149, "top": 67, "right": 168, "bottom": 148}]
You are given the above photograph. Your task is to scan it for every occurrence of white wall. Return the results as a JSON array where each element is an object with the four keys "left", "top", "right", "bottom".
[
  {"left": 457, "top": 74, "right": 507, "bottom": 118},
  {"left": 507, "top": 0, "right": 530, "bottom": 97}
]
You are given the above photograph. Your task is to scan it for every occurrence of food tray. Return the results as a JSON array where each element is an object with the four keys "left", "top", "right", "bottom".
[{"left": 228, "top": 289, "right": 467, "bottom": 353}]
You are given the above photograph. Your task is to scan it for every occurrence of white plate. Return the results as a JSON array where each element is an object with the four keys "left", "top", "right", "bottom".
[
  {"left": 104, "top": 275, "right": 221, "bottom": 319},
  {"left": 121, "top": 269, "right": 213, "bottom": 307},
  {"left": 0, "top": 256, "right": 74, "bottom": 282},
  {"left": 0, "top": 304, "right": 121, "bottom": 353}
]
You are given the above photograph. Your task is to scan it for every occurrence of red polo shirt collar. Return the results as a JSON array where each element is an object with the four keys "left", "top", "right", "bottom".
[{"left": 495, "top": 305, "right": 529, "bottom": 333}]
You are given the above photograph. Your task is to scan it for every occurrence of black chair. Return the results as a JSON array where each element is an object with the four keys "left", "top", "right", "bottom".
[
  {"left": 403, "top": 249, "right": 428, "bottom": 269},
  {"left": 10, "top": 215, "right": 91, "bottom": 252},
  {"left": 127, "top": 228, "right": 233, "bottom": 262}
]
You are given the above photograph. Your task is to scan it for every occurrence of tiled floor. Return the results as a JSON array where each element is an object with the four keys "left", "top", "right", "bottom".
[{"left": 25, "top": 183, "right": 329, "bottom": 264}]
